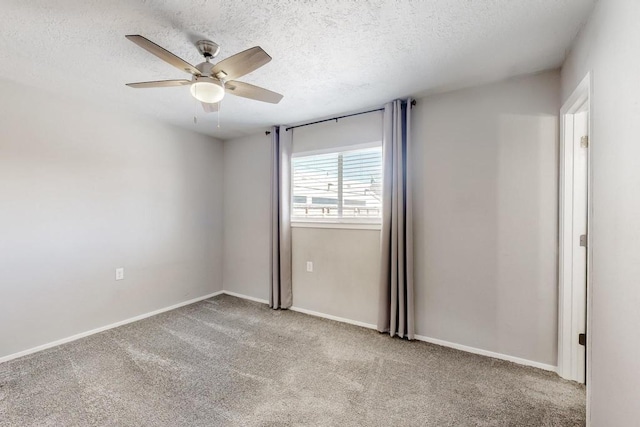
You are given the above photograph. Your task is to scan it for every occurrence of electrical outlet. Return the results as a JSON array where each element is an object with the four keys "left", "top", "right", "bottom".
[
  {"left": 306, "top": 261, "right": 313, "bottom": 272},
  {"left": 115, "top": 267, "right": 124, "bottom": 281}
]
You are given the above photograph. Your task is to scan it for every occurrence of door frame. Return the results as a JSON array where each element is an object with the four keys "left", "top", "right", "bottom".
[{"left": 558, "top": 71, "right": 592, "bottom": 413}]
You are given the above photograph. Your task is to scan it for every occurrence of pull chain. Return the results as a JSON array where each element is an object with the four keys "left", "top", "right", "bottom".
[
  {"left": 193, "top": 84, "right": 198, "bottom": 124},
  {"left": 217, "top": 81, "right": 224, "bottom": 129},
  {"left": 217, "top": 101, "right": 221, "bottom": 129}
]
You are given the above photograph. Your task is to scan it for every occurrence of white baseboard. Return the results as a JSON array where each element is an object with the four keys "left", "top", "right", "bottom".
[
  {"left": 290, "top": 306, "right": 378, "bottom": 330},
  {"left": 413, "top": 334, "right": 557, "bottom": 372},
  {"left": 221, "top": 290, "right": 269, "bottom": 305},
  {"left": 287, "top": 305, "right": 555, "bottom": 372},
  {"left": 225, "top": 291, "right": 556, "bottom": 372},
  {"left": 0, "top": 290, "right": 224, "bottom": 364},
  {"left": 222, "top": 292, "right": 378, "bottom": 332},
  {"left": 2, "top": 288, "right": 557, "bottom": 374}
]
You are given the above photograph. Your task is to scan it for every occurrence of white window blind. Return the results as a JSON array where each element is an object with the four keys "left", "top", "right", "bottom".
[{"left": 292, "top": 145, "right": 383, "bottom": 222}]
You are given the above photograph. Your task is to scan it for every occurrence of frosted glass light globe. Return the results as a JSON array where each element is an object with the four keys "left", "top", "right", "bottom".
[{"left": 190, "top": 78, "right": 224, "bottom": 103}]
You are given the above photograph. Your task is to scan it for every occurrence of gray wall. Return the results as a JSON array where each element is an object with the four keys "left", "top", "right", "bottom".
[
  {"left": 223, "top": 70, "right": 560, "bottom": 366},
  {"left": 292, "top": 111, "right": 383, "bottom": 154},
  {"left": 222, "top": 132, "right": 272, "bottom": 301},
  {"left": 561, "top": 1, "right": 640, "bottom": 424},
  {"left": 292, "top": 228, "right": 380, "bottom": 325},
  {"left": 412, "top": 70, "right": 560, "bottom": 366},
  {"left": 0, "top": 79, "right": 224, "bottom": 359}
]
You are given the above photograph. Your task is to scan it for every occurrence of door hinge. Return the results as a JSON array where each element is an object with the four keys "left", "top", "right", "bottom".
[
  {"left": 580, "top": 234, "right": 588, "bottom": 247},
  {"left": 581, "top": 135, "right": 589, "bottom": 148},
  {"left": 579, "top": 333, "right": 586, "bottom": 346}
]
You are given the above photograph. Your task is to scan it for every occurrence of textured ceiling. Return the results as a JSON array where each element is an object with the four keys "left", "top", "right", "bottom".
[{"left": 0, "top": 0, "right": 595, "bottom": 140}]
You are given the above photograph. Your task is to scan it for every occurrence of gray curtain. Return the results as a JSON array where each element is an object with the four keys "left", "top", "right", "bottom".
[
  {"left": 377, "top": 99, "right": 414, "bottom": 339},
  {"left": 270, "top": 126, "right": 293, "bottom": 309}
]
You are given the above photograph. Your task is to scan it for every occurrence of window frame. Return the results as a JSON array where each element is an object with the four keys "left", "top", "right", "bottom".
[{"left": 290, "top": 141, "right": 383, "bottom": 229}]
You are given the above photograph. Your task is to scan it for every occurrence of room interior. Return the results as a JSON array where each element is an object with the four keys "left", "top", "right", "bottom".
[{"left": 1, "top": 1, "right": 639, "bottom": 426}]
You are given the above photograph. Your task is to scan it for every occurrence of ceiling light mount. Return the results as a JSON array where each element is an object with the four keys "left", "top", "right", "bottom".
[{"left": 196, "top": 40, "right": 220, "bottom": 59}]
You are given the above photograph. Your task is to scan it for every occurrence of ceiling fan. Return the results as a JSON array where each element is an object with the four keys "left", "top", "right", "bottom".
[{"left": 125, "top": 35, "right": 283, "bottom": 112}]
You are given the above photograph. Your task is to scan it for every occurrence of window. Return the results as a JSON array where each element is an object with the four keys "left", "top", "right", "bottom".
[{"left": 292, "top": 144, "right": 383, "bottom": 224}]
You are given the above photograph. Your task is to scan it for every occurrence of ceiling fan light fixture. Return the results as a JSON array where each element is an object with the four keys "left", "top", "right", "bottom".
[
  {"left": 125, "top": 36, "right": 283, "bottom": 107},
  {"left": 190, "top": 77, "right": 224, "bottom": 103}
]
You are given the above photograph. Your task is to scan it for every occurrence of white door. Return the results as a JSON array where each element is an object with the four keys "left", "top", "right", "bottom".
[{"left": 571, "top": 109, "right": 588, "bottom": 384}]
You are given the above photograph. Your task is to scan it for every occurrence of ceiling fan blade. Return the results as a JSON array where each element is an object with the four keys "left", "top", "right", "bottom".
[
  {"left": 126, "top": 35, "right": 201, "bottom": 76},
  {"left": 211, "top": 47, "right": 271, "bottom": 81},
  {"left": 126, "top": 79, "right": 192, "bottom": 88},
  {"left": 225, "top": 81, "right": 283, "bottom": 104},
  {"left": 201, "top": 102, "right": 219, "bottom": 113}
]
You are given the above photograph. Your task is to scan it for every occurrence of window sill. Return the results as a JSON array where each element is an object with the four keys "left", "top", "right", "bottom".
[{"left": 291, "top": 221, "right": 382, "bottom": 230}]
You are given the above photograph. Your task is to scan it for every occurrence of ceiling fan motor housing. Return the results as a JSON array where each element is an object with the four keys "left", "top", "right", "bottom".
[{"left": 195, "top": 61, "right": 216, "bottom": 77}]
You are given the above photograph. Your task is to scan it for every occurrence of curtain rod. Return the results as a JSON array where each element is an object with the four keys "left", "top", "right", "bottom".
[
  {"left": 285, "top": 108, "right": 382, "bottom": 132},
  {"left": 265, "top": 99, "right": 416, "bottom": 135}
]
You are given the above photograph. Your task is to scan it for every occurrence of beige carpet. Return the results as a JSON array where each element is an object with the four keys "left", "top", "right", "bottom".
[{"left": 0, "top": 294, "right": 585, "bottom": 426}]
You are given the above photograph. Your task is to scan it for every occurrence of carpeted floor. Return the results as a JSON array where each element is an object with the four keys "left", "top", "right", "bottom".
[{"left": 0, "top": 294, "right": 585, "bottom": 426}]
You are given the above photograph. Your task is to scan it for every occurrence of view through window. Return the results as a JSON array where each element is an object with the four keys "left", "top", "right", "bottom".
[{"left": 291, "top": 145, "right": 383, "bottom": 222}]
